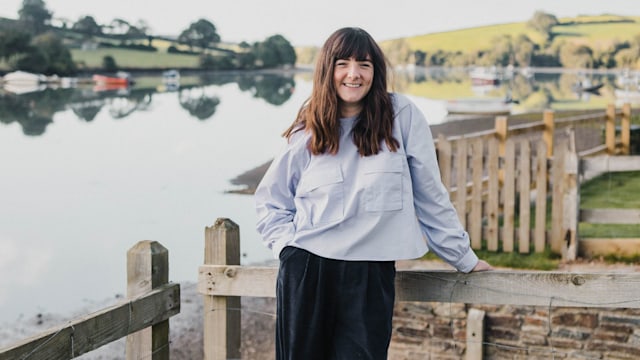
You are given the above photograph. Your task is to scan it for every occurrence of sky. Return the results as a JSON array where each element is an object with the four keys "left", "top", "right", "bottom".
[{"left": 1, "top": 0, "right": 639, "bottom": 46}]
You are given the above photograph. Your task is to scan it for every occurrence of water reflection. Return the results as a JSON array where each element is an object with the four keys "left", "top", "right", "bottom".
[
  {"left": 392, "top": 67, "right": 632, "bottom": 114},
  {"left": 0, "top": 71, "right": 297, "bottom": 135}
]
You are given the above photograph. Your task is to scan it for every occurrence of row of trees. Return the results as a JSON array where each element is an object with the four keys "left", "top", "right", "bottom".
[
  {"left": 383, "top": 11, "right": 640, "bottom": 70},
  {"left": 0, "top": 0, "right": 296, "bottom": 75}
]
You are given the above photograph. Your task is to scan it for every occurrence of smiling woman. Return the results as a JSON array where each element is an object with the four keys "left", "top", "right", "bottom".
[{"left": 254, "top": 27, "right": 491, "bottom": 360}]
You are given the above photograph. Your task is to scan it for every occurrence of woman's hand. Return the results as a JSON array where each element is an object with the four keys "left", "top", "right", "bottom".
[{"left": 472, "top": 259, "right": 493, "bottom": 272}]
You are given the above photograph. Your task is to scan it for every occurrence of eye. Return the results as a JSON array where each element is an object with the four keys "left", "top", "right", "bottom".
[{"left": 335, "top": 60, "right": 348, "bottom": 67}]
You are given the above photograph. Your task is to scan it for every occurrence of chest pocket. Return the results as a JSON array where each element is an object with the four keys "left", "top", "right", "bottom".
[
  {"left": 295, "top": 165, "right": 344, "bottom": 227},
  {"left": 362, "top": 152, "right": 404, "bottom": 212}
]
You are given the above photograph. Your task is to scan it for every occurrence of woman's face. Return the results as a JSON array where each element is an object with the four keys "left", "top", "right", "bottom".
[{"left": 333, "top": 56, "right": 374, "bottom": 117}]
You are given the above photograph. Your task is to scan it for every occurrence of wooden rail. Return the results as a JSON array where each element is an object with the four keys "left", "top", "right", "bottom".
[
  {"left": 0, "top": 241, "right": 180, "bottom": 360},
  {"left": 198, "top": 218, "right": 640, "bottom": 360}
]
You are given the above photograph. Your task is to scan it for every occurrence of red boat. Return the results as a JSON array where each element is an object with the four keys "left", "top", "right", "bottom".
[{"left": 92, "top": 72, "right": 133, "bottom": 86}]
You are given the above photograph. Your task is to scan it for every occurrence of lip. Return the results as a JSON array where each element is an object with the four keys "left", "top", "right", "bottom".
[{"left": 343, "top": 83, "right": 362, "bottom": 88}]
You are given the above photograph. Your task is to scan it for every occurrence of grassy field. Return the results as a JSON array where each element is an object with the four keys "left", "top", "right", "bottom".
[
  {"left": 388, "top": 14, "right": 640, "bottom": 54},
  {"left": 70, "top": 48, "right": 200, "bottom": 70}
]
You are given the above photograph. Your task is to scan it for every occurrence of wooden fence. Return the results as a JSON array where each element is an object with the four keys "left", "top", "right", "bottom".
[
  {"left": 435, "top": 103, "right": 637, "bottom": 258},
  {"left": 198, "top": 218, "right": 640, "bottom": 360},
  {"left": 0, "top": 241, "right": 180, "bottom": 360},
  {"left": 578, "top": 155, "right": 640, "bottom": 258}
]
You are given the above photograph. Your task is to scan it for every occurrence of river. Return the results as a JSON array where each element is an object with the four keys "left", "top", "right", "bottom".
[{"left": 0, "top": 67, "right": 633, "bottom": 323}]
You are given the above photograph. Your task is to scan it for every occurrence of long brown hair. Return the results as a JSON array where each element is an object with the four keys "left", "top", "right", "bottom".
[{"left": 283, "top": 27, "right": 398, "bottom": 156}]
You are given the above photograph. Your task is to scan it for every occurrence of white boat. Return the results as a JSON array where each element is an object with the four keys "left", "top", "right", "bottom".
[
  {"left": 162, "top": 69, "right": 180, "bottom": 84},
  {"left": 470, "top": 67, "right": 501, "bottom": 85},
  {"left": 446, "top": 97, "right": 514, "bottom": 116},
  {"left": 3, "top": 70, "right": 47, "bottom": 85}
]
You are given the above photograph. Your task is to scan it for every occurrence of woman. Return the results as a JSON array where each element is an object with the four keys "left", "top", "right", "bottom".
[{"left": 255, "top": 27, "right": 491, "bottom": 360}]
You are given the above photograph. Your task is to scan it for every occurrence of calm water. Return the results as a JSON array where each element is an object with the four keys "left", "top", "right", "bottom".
[{"left": 0, "top": 68, "right": 631, "bottom": 323}]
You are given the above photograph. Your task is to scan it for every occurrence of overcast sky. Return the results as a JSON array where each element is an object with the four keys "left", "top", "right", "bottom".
[{"left": 1, "top": 0, "right": 638, "bottom": 46}]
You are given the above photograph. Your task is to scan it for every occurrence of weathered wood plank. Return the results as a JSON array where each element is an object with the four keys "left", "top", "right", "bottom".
[
  {"left": 126, "top": 240, "right": 170, "bottom": 360},
  {"left": 550, "top": 140, "right": 565, "bottom": 254},
  {"left": 503, "top": 140, "right": 516, "bottom": 252},
  {"left": 470, "top": 138, "right": 483, "bottom": 249},
  {"left": 519, "top": 140, "right": 531, "bottom": 253},
  {"left": 579, "top": 238, "right": 640, "bottom": 257},
  {"left": 456, "top": 138, "right": 468, "bottom": 227},
  {"left": 198, "top": 266, "right": 640, "bottom": 308},
  {"left": 579, "top": 208, "right": 640, "bottom": 224},
  {"left": 534, "top": 141, "right": 548, "bottom": 253},
  {"left": 203, "top": 218, "right": 241, "bottom": 360},
  {"left": 486, "top": 139, "right": 500, "bottom": 251},
  {"left": 580, "top": 155, "right": 640, "bottom": 173},
  {"left": 0, "top": 284, "right": 180, "bottom": 360},
  {"left": 199, "top": 266, "right": 278, "bottom": 298},
  {"left": 466, "top": 308, "right": 485, "bottom": 360}
]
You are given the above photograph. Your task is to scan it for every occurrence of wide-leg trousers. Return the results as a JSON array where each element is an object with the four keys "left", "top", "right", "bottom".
[{"left": 276, "top": 246, "right": 396, "bottom": 360}]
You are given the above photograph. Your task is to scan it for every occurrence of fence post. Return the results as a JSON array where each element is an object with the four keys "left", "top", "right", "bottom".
[
  {"left": 605, "top": 104, "right": 616, "bottom": 154},
  {"left": 126, "top": 241, "right": 170, "bottom": 360},
  {"left": 562, "top": 133, "right": 579, "bottom": 261},
  {"left": 466, "top": 308, "right": 485, "bottom": 360},
  {"left": 494, "top": 115, "right": 509, "bottom": 156},
  {"left": 203, "top": 218, "right": 241, "bottom": 360},
  {"left": 543, "top": 109, "right": 555, "bottom": 157},
  {"left": 621, "top": 103, "right": 631, "bottom": 155}
]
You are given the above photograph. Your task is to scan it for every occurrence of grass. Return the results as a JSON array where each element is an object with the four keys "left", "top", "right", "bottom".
[
  {"left": 579, "top": 171, "right": 640, "bottom": 239},
  {"left": 421, "top": 248, "right": 561, "bottom": 271},
  {"left": 71, "top": 48, "right": 200, "bottom": 70}
]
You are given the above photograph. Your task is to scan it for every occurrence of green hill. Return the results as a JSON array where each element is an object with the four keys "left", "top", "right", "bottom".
[{"left": 380, "top": 14, "right": 640, "bottom": 60}]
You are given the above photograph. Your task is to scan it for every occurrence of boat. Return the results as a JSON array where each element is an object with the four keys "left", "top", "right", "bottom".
[
  {"left": 3, "top": 70, "right": 48, "bottom": 85},
  {"left": 446, "top": 97, "right": 516, "bottom": 116},
  {"left": 162, "top": 69, "right": 180, "bottom": 85},
  {"left": 572, "top": 81, "right": 604, "bottom": 94},
  {"left": 92, "top": 71, "right": 133, "bottom": 86},
  {"left": 161, "top": 69, "right": 180, "bottom": 91},
  {"left": 469, "top": 67, "right": 501, "bottom": 85}
]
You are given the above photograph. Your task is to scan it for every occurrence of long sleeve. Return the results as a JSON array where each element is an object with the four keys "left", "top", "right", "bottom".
[
  {"left": 399, "top": 99, "right": 478, "bottom": 273},
  {"left": 254, "top": 133, "right": 309, "bottom": 259}
]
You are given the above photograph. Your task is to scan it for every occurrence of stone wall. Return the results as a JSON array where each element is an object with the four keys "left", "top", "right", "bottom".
[{"left": 388, "top": 302, "right": 640, "bottom": 360}]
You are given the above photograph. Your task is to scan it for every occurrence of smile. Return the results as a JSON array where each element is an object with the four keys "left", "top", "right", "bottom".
[{"left": 344, "top": 83, "right": 361, "bottom": 88}]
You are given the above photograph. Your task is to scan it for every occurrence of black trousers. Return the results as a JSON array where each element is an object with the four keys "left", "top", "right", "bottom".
[{"left": 276, "top": 246, "right": 396, "bottom": 360}]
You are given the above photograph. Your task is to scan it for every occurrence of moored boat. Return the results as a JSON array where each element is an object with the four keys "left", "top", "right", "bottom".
[
  {"left": 470, "top": 67, "right": 501, "bottom": 85},
  {"left": 446, "top": 97, "right": 514, "bottom": 116},
  {"left": 92, "top": 71, "right": 133, "bottom": 86}
]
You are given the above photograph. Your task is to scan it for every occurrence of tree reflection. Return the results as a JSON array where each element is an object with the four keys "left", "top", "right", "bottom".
[
  {"left": 178, "top": 87, "right": 221, "bottom": 120},
  {"left": 236, "top": 73, "right": 295, "bottom": 105},
  {"left": 0, "top": 88, "right": 73, "bottom": 135}
]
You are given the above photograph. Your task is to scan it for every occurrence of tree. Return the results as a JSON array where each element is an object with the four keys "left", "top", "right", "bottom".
[
  {"left": 72, "top": 15, "right": 102, "bottom": 36},
  {"left": 559, "top": 43, "right": 594, "bottom": 69},
  {"left": 9, "top": 32, "right": 76, "bottom": 75},
  {"left": 0, "top": 29, "right": 32, "bottom": 61},
  {"left": 178, "top": 19, "right": 220, "bottom": 50},
  {"left": 18, "top": 0, "right": 52, "bottom": 34},
  {"left": 253, "top": 35, "right": 296, "bottom": 68},
  {"left": 513, "top": 34, "right": 536, "bottom": 67},
  {"left": 527, "top": 11, "right": 558, "bottom": 41}
]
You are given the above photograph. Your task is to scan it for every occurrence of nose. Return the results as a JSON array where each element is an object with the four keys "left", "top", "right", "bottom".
[{"left": 347, "top": 63, "right": 360, "bottom": 79}]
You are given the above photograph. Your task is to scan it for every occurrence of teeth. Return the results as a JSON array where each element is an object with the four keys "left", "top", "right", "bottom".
[{"left": 344, "top": 83, "right": 360, "bottom": 88}]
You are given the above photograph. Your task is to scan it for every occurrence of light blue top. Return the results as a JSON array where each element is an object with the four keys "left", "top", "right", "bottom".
[{"left": 255, "top": 93, "right": 478, "bottom": 273}]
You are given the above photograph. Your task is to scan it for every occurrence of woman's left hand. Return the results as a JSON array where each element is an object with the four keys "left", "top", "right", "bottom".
[{"left": 471, "top": 259, "right": 493, "bottom": 272}]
